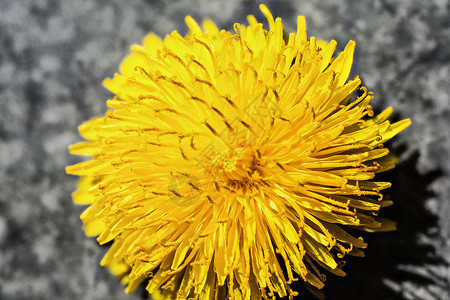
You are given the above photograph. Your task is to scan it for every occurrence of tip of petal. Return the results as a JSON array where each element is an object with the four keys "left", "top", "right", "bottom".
[
  {"left": 259, "top": 4, "right": 275, "bottom": 30},
  {"left": 297, "top": 16, "right": 307, "bottom": 43},
  {"left": 185, "top": 15, "right": 203, "bottom": 35}
]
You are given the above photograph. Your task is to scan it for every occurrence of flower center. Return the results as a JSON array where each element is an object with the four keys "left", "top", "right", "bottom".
[{"left": 207, "top": 146, "right": 264, "bottom": 194}]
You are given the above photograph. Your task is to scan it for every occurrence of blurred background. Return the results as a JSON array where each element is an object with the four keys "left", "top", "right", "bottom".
[{"left": 0, "top": 0, "right": 449, "bottom": 299}]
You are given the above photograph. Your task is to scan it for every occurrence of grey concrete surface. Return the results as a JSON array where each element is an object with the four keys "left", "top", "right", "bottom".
[{"left": 0, "top": 0, "right": 449, "bottom": 299}]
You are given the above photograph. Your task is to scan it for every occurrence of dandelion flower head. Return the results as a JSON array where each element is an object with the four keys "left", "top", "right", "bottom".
[{"left": 66, "top": 4, "right": 411, "bottom": 299}]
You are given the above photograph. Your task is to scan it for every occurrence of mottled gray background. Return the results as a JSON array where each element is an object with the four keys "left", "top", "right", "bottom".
[{"left": 0, "top": 0, "right": 449, "bottom": 299}]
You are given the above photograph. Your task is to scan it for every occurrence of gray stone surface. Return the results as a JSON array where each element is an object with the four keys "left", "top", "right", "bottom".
[{"left": 0, "top": 0, "right": 449, "bottom": 299}]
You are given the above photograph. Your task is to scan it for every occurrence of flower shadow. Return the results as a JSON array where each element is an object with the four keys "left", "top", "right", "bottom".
[{"left": 300, "top": 149, "right": 445, "bottom": 299}]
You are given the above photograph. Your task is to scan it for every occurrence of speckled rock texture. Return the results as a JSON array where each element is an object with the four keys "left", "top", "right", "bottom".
[{"left": 0, "top": 0, "right": 449, "bottom": 299}]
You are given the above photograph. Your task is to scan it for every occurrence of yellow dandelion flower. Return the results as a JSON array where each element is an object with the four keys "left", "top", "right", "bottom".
[{"left": 66, "top": 4, "right": 411, "bottom": 299}]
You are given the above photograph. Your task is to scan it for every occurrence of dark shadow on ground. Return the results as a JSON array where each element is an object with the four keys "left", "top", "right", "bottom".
[{"left": 298, "top": 149, "right": 445, "bottom": 300}]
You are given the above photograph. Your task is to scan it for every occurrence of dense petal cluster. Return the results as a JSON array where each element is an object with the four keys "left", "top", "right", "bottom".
[{"left": 67, "top": 5, "right": 410, "bottom": 299}]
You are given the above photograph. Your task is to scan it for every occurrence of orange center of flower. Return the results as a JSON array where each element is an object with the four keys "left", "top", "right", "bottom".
[{"left": 203, "top": 143, "right": 259, "bottom": 193}]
